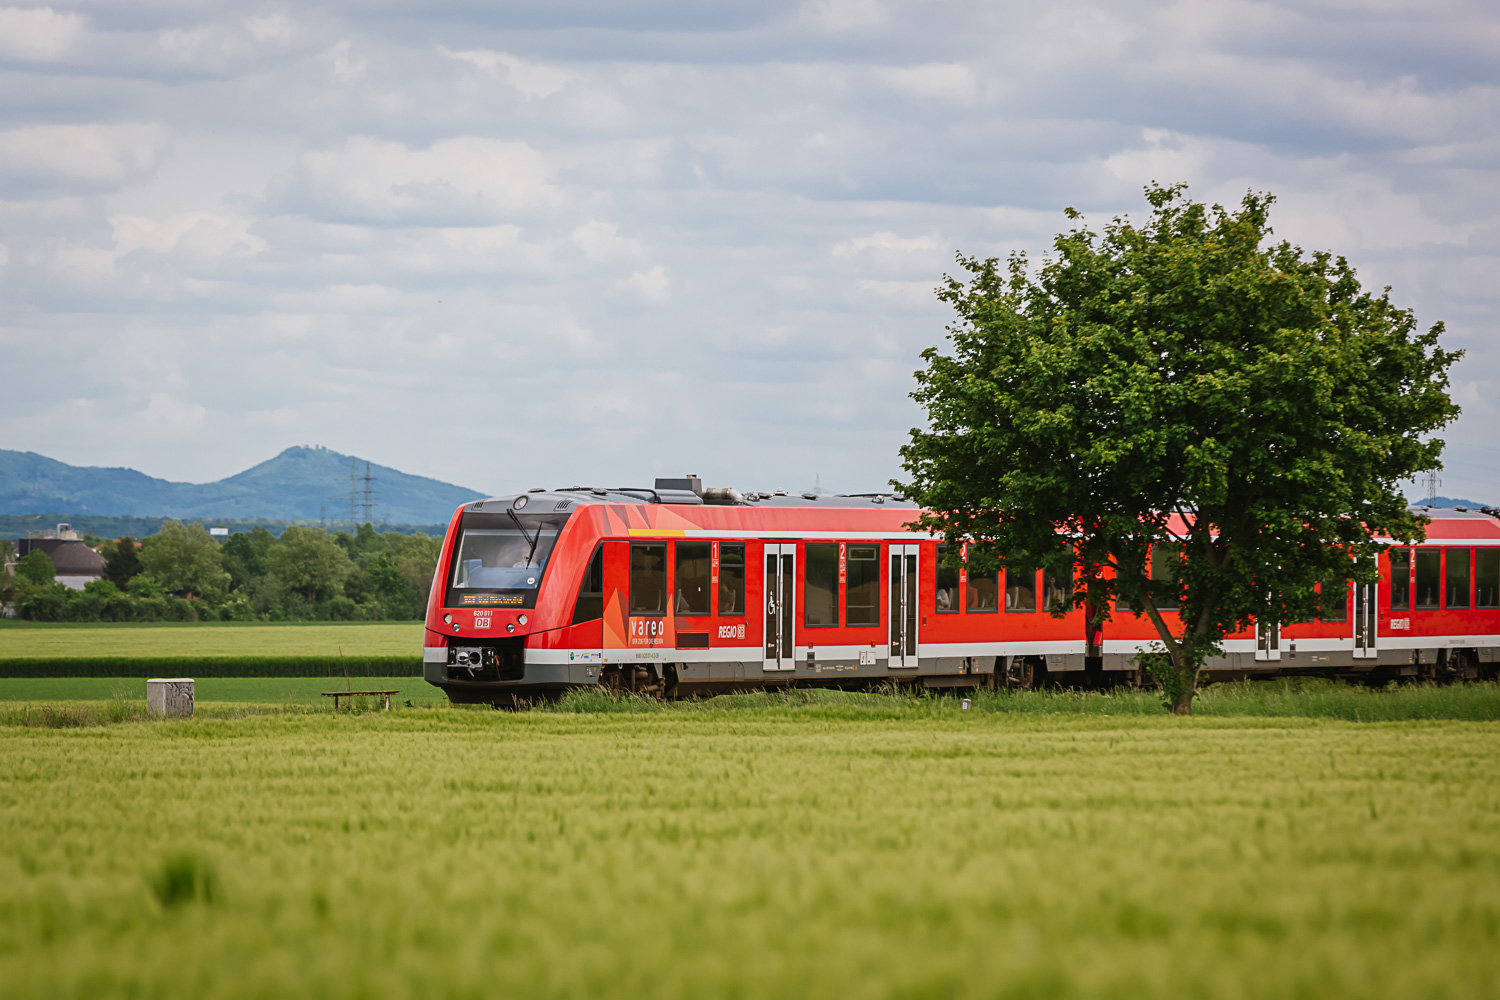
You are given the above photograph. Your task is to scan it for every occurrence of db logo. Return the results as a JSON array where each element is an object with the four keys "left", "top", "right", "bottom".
[
  {"left": 717, "top": 624, "right": 746, "bottom": 639},
  {"left": 474, "top": 616, "right": 491, "bottom": 629}
]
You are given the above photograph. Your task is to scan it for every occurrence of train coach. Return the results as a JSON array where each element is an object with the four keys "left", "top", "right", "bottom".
[{"left": 422, "top": 477, "right": 1500, "bottom": 703}]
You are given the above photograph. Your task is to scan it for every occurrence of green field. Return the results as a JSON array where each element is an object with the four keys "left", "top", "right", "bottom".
[
  {"left": 3, "top": 692, "right": 1499, "bottom": 998},
  {"left": 0, "top": 621, "right": 424, "bottom": 659},
  {"left": 0, "top": 676, "right": 446, "bottom": 706}
]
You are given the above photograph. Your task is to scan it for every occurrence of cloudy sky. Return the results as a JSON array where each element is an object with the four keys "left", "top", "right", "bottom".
[{"left": 1, "top": 0, "right": 1497, "bottom": 501}]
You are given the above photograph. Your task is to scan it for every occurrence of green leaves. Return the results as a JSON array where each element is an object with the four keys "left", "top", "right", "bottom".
[{"left": 899, "top": 183, "right": 1461, "bottom": 711}]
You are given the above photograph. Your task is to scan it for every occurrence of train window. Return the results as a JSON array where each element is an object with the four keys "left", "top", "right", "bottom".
[
  {"left": 718, "top": 544, "right": 746, "bottom": 616},
  {"left": 674, "top": 541, "right": 711, "bottom": 616},
  {"left": 1150, "top": 543, "right": 1181, "bottom": 611},
  {"left": 1004, "top": 564, "right": 1037, "bottom": 613},
  {"left": 1446, "top": 548, "right": 1471, "bottom": 610},
  {"left": 1476, "top": 550, "right": 1499, "bottom": 609},
  {"left": 629, "top": 543, "right": 666, "bottom": 615},
  {"left": 804, "top": 543, "right": 839, "bottom": 626},
  {"left": 1042, "top": 542, "right": 1073, "bottom": 614},
  {"left": 445, "top": 511, "right": 567, "bottom": 609},
  {"left": 1388, "top": 549, "right": 1411, "bottom": 609},
  {"left": 1317, "top": 578, "right": 1347, "bottom": 622},
  {"left": 1414, "top": 549, "right": 1440, "bottom": 609},
  {"left": 967, "top": 557, "right": 999, "bottom": 613},
  {"left": 935, "top": 544, "right": 959, "bottom": 614},
  {"left": 570, "top": 544, "right": 605, "bottom": 624},
  {"left": 846, "top": 545, "right": 880, "bottom": 626}
]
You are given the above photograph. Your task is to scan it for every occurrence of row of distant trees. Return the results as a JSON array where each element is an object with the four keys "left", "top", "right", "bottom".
[{"left": 1, "top": 523, "right": 441, "bottom": 622}]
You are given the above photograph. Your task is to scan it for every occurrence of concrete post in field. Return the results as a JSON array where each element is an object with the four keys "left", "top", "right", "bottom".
[{"left": 147, "top": 678, "right": 194, "bottom": 718}]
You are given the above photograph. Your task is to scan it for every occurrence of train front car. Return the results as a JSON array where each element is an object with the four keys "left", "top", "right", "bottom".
[{"left": 423, "top": 492, "right": 605, "bottom": 703}]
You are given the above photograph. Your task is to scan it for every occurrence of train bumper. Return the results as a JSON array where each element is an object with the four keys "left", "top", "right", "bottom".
[{"left": 423, "top": 647, "right": 601, "bottom": 703}]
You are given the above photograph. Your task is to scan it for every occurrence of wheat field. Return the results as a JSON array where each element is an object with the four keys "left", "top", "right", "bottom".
[{"left": 2, "top": 696, "right": 1498, "bottom": 998}]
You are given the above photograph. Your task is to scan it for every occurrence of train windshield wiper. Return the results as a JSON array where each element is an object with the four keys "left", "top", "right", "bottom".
[{"left": 506, "top": 508, "right": 541, "bottom": 566}]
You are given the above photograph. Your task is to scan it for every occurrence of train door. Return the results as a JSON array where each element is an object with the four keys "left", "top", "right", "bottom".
[
  {"left": 1353, "top": 578, "right": 1378, "bottom": 659},
  {"left": 888, "top": 543, "right": 919, "bottom": 668},
  {"left": 763, "top": 543, "right": 796, "bottom": 672},
  {"left": 1255, "top": 619, "right": 1281, "bottom": 662}
]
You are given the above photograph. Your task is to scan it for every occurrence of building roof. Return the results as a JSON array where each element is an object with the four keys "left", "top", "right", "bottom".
[{"left": 16, "top": 538, "right": 107, "bottom": 576}]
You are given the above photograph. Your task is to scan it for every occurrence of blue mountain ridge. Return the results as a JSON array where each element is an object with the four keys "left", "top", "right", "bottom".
[
  {"left": 1413, "top": 496, "right": 1494, "bottom": 509},
  {"left": 0, "top": 446, "right": 485, "bottom": 524}
]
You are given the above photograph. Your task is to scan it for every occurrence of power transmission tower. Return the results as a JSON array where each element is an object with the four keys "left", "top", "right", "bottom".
[
  {"left": 1423, "top": 469, "right": 1442, "bottom": 504},
  {"left": 347, "top": 458, "right": 359, "bottom": 530},
  {"left": 360, "top": 462, "right": 377, "bottom": 525}
]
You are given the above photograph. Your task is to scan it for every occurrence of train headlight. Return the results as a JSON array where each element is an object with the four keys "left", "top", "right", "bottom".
[
  {"left": 443, "top": 613, "right": 453, "bottom": 624},
  {"left": 512, "top": 495, "right": 529, "bottom": 510},
  {"left": 518, "top": 614, "right": 528, "bottom": 625},
  {"left": 506, "top": 623, "right": 515, "bottom": 633}
]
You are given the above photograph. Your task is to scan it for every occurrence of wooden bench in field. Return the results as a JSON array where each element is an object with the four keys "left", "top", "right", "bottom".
[{"left": 322, "top": 690, "right": 398, "bottom": 711}]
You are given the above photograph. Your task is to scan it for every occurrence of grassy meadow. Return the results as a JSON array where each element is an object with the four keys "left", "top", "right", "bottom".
[
  {"left": 0, "top": 676, "right": 447, "bottom": 708},
  {"left": 3, "top": 689, "right": 1500, "bottom": 998},
  {"left": 0, "top": 620, "right": 424, "bottom": 659}
]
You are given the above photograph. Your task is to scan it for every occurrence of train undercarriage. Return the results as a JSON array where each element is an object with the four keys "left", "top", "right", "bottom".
[{"left": 428, "top": 644, "right": 1499, "bottom": 707}]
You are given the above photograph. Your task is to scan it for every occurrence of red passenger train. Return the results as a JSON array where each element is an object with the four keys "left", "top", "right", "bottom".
[{"left": 422, "top": 478, "right": 1500, "bottom": 703}]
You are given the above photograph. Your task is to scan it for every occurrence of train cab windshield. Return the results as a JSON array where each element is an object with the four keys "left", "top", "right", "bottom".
[{"left": 444, "top": 511, "right": 570, "bottom": 609}]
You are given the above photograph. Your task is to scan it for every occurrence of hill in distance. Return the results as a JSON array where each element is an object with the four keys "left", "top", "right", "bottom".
[
  {"left": 0, "top": 446, "right": 485, "bottom": 525},
  {"left": 1413, "top": 496, "right": 1495, "bottom": 509}
]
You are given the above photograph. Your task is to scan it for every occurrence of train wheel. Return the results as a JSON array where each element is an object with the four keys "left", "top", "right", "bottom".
[{"left": 1006, "top": 658, "right": 1045, "bottom": 690}]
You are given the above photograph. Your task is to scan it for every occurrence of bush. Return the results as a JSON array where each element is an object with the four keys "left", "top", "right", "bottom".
[{"left": 16, "top": 582, "right": 70, "bottom": 621}]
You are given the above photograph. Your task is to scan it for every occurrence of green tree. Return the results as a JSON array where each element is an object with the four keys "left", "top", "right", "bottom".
[
  {"left": 102, "top": 537, "right": 142, "bottom": 589},
  {"left": 74, "top": 579, "right": 133, "bottom": 621},
  {"left": 0, "top": 539, "right": 15, "bottom": 606},
  {"left": 395, "top": 534, "right": 442, "bottom": 612},
  {"left": 221, "top": 527, "right": 274, "bottom": 591},
  {"left": 898, "top": 184, "right": 1460, "bottom": 714},
  {"left": 140, "top": 522, "right": 230, "bottom": 597},
  {"left": 268, "top": 526, "right": 355, "bottom": 602},
  {"left": 15, "top": 550, "right": 56, "bottom": 586}
]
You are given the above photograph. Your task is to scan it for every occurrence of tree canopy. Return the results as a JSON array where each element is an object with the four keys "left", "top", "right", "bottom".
[
  {"left": 897, "top": 184, "right": 1461, "bottom": 713},
  {"left": 6, "top": 523, "right": 439, "bottom": 623},
  {"left": 269, "top": 526, "right": 356, "bottom": 602},
  {"left": 139, "top": 522, "right": 230, "bottom": 597}
]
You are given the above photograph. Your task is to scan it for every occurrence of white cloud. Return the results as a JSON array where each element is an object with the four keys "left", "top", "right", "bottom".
[
  {"left": 0, "top": 123, "right": 172, "bottom": 193},
  {"left": 855, "top": 278, "right": 936, "bottom": 308},
  {"left": 618, "top": 265, "right": 671, "bottom": 303},
  {"left": 246, "top": 14, "right": 296, "bottom": 45},
  {"left": 440, "top": 46, "right": 574, "bottom": 98},
  {"left": 1104, "top": 129, "right": 1217, "bottom": 188},
  {"left": 0, "top": 6, "right": 85, "bottom": 61},
  {"left": 277, "top": 136, "right": 555, "bottom": 224},
  {"left": 803, "top": 0, "right": 886, "bottom": 32},
  {"left": 572, "top": 219, "right": 644, "bottom": 261},
  {"left": 325, "top": 40, "right": 367, "bottom": 83},
  {"left": 140, "top": 392, "right": 208, "bottom": 434},
  {"left": 878, "top": 63, "right": 978, "bottom": 105},
  {"left": 112, "top": 212, "right": 267, "bottom": 258},
  {"left": 833, "top": 231, "right": 940, "bottom": 256}
]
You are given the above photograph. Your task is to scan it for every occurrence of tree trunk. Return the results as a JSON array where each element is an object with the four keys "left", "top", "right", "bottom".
[{"left": 1169, "top": 684, "right": 1194, "bottom": 715}]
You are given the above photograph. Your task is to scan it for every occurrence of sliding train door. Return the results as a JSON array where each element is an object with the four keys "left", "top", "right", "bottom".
[
  {"left": 1353, "top": 579, "right": 1378, "bottom": 659},
  {"left": 888, "top": 544, "right": 919, "bottom": 668},
  {"left": 763, "top": 543, "right": 796, "bottom": 672},
  {"left": 1255, "top": 619, "right": 1281, "bottom": 662}
]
